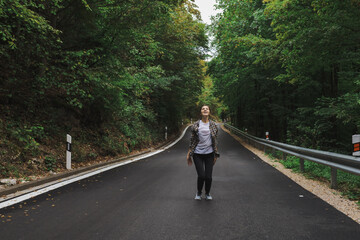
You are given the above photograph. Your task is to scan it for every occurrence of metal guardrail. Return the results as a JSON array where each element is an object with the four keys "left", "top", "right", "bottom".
[{"left": 224, "top": 123, "right": 360, "bottom": 189}]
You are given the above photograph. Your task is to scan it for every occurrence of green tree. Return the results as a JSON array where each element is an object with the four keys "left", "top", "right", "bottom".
[
  {"left": 209, "top": 0, "right": 360, "bottom": 153},
  {"left": 0, "top": 0, "right": 208, "bottom": 174}
]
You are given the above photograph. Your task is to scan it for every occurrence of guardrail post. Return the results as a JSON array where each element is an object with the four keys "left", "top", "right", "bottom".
[
  {"left": 299, "top": 158, "right": 304, "bottom": 172},
  {"left": 330, "top": 167, "right": 338, "bottom": 189},
  {"left": 263, "top": 132, "right": 269, "bottom": 154},
  {"left": 225, "top": 123, "right": 360, "bottom": 186},
  {"left": 165, "top": 126, "right": 168, "bottom": 140}
]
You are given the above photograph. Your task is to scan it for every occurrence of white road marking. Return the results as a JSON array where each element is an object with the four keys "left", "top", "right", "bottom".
[{"left": 0, "top": 126, "right": 190, "bottom": 209}]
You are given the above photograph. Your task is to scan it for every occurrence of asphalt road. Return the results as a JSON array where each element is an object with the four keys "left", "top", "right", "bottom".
[{"left": 1, "top": 125, "right": 360, "bottom": 240}]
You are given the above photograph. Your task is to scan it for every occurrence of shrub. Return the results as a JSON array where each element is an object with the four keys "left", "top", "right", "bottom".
[{"left": 44, "top": 155, "right": 57, "bottom": 171}]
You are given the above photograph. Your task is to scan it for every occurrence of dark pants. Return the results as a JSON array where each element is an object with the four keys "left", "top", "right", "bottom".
[{"left": 193, "top": 152, "right": 214, "bottom": 195}]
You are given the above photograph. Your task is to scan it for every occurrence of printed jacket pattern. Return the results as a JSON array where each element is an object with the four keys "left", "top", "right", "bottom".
[{"left": 189, "top": 120, "right": 219, "bottom": 158}]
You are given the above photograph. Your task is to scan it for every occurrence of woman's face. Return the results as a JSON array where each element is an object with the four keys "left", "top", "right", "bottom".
[{"left": 201, "top": 105, "right": 210, "bottom": 117}]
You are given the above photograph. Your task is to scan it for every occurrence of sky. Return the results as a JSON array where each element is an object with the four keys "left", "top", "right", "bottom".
[
  {"left": 193, "top": 0, "right": 221, "bottom": 25},
  {"left": 193, "top": 0, "right": 222, "bottom": 59}
]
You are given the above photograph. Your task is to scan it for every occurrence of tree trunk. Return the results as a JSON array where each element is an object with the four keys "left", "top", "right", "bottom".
[{"left": 331, "top": 64, "right": 339, "bottom": 97}]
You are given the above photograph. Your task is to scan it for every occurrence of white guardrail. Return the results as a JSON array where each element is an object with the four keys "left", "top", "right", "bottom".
[{"left": 224, "top": 123, "right": 360, "bottom": 189}]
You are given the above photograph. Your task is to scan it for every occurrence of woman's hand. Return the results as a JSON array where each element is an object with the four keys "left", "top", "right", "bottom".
[
  {"left": 187, "top": 152, "right": 192, "bottom": 166},
  {"left": 213, "top": 157, "right": 217, "bottom": 165}
]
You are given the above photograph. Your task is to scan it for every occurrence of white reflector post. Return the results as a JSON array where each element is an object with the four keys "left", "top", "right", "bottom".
[
  {"left": 352, "top": 134, "right": 360, "bottom": 157},
  {"left": 266, "top": 132, "right": 269, "bottom": 140},
  {"left": 66, "top": 134, "right": 72, "bottom": 169},
  {"left": 165, "top": 126, "right": 168, "bottom": 140}
]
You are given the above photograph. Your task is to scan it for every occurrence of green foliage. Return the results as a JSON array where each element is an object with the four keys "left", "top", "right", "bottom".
[
  {"left": 98, "top": 135, "right": 128, "bottom": 156},
  {"left": 1, "top": 163, "right": 20, "bottom": 178},
  {"left": 7, "top": 124, "right": 45, "bottom": 157},
  {"left": 269, "top": 152, "right": 360, "bottom": 203},
  {"left": 198, "top": 62, "right": 227, "bottom": 119},
  {"left": 0, "top": 0, "right": 207, "bottom": 176},
  {"left": 87, "top": 152, "right": 98, "bottom": 160},
  {"left": 209, "top": 0, "right": 360, "bottom": 153},
  {"left": 280, "top": 155, "right": 300, "bottom": 170},
  {"left": 44, "top": 155, "right": 57, "bottom": 171}
]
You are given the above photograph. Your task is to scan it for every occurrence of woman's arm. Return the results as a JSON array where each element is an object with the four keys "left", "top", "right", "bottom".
[{"left": 187, "top": 125, "right": 196, "bottom": 166}]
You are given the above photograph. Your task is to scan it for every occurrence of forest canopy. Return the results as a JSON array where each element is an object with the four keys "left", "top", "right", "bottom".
[
  {"left": 209, "top": 0, "right": 360, "bottom": 153},
  {"left": 0, "top": 0, "right": 208, "bottom": 175}
]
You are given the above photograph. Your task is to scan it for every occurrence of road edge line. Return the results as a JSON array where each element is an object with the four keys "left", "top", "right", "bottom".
[{"left": 0, "top": 126, "right": 190, "bottom": 209}]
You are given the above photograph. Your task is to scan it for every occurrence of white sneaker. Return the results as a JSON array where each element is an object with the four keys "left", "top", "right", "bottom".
[
  {"left": 205, "top": 194, "right": 213, "bottom": 200},
  {"left": 194, "top": 193, "right": 202, "bottom": 200}
]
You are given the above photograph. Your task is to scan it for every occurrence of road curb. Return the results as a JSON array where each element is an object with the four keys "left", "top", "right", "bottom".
[
  {"left": 0, "top": 125, "right": 189, "bottom": 198},
  {"left": 0, "top": 151, "right": 150, "bottom": 198}
]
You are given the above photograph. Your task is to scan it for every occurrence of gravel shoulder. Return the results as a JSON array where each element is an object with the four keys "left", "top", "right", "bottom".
[{"left": 221, "top": 125, "right": 360, "bottom": 224}]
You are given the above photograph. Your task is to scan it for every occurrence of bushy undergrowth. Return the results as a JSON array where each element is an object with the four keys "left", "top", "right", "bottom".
[
  {"left": 0, "top": 114, "right": 168, "bottom": 178},
  {"left": 0, "top": 1, "right": 206, "bottom": 179}
]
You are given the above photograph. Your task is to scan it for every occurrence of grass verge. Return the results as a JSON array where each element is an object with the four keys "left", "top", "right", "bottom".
[{"left": 267, "top": 150, "right": 360, "bottom": 206}]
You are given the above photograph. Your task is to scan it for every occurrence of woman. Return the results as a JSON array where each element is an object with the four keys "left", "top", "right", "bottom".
[{"left": 187, "top": 105, "right": 219, "bottom": 200}]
